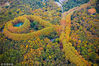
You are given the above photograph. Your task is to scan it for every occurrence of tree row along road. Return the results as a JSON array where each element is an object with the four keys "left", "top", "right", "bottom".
[
  {"left": 60, "top": 0, "right": 95, "bottom": 66},
  {"left": 3, "top": 15, "right": 62, "bottom": 41}
]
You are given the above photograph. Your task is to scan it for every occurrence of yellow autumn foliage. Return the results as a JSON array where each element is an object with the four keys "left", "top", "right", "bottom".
[
  {"left": 60, "top": 5, "right": 91, "bottom": 65},
  {"left": 3, "top": 15, "right": 60, "bottom": 41}
]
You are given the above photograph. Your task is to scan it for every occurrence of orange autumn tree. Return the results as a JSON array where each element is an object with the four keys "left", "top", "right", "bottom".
[{"left": 88, "top": 8, "right": 96, "bottom": 14}]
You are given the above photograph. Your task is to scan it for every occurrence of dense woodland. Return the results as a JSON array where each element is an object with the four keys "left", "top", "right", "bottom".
[{"left": 0, "top": 0, "right": 99, "bottom": 66}]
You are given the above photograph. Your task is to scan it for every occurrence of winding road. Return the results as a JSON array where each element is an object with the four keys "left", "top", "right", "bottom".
[{"left": 60, "top": 0, "right": 95, "bottom": 66}]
